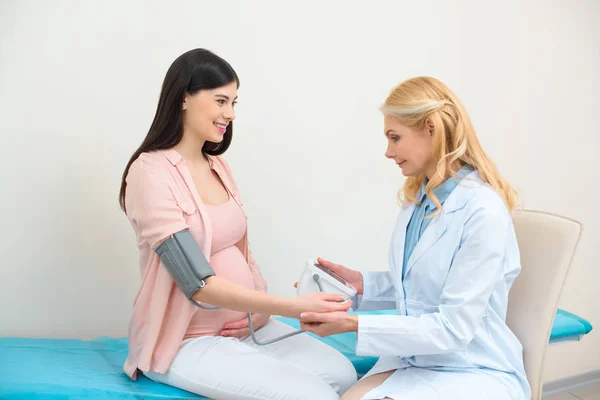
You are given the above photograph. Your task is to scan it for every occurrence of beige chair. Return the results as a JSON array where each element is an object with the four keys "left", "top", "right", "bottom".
[{"left": 506, "top": 210, "right": 583, "bottom": 400}]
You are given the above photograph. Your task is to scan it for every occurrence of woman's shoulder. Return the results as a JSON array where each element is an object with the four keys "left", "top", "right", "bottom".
[
  {"left": 456, "top": 172, "right": 511, "bottom": 219},
  {"left": 465, "top": 190, "right": 512, "bottom": 229},
  {"left": 133, "top": 150, "right": 170, "bottom": 168},
  {"left": 127, "top": 150, "right": 173, "bottom": 182}
]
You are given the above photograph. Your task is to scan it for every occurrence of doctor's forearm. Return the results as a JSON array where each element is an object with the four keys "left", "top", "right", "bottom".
[{"left": 355, "top": 314, "right": 467, "bottom": 357}]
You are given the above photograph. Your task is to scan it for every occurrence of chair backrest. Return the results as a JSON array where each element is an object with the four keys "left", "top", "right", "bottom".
[{"left": 506, "top": 210, "right": 583, "bottom": 400}]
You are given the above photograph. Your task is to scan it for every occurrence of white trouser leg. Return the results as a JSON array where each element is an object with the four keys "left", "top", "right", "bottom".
[
  {"left": 143, "top": 319, "right": 357, "bottom": 400},
  {"left": 243, "top": 319, "right": 357, "bottom": 396}
]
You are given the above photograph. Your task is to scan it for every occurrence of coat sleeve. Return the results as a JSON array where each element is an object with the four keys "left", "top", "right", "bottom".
[
  {"left": 356, "top": 202, "right": 511, "bottom": 357},
  {"left": 352, "top": 271, "right": 397, "bottom": 311}
]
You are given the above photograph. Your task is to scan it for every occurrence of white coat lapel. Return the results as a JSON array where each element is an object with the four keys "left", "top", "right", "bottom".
[
  {"left": 391, "top": 204, "right": 415, "bottom": 276},
  {"left": 404, "top": 181, "right": 472, "bottom": 276},
  {"left": 405, "top": 212, "right": 447, "bottom": 276}
]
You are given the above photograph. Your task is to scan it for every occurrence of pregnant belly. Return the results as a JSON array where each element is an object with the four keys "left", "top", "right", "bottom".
[{"left": 185, "top": 246, "right": 256, "bottom": 338}]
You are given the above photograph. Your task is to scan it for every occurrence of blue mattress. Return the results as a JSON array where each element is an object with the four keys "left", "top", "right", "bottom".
[{"left": 0, "top": 309, "right": 592, "bottom": 400}]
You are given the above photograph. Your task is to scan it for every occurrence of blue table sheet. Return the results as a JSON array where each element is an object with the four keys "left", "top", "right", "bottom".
[{"left": 0, "top": 309, "right": 592, "bottom": 400}]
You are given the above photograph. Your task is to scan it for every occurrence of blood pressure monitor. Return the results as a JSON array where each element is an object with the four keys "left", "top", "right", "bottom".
[{"left": 296, "top": 260, "right": 357, "bottom": 300}]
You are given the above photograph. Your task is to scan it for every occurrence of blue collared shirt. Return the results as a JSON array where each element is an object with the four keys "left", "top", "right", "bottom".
[{"left": 403, "top": 166, "right": 473, "bottom": 278}]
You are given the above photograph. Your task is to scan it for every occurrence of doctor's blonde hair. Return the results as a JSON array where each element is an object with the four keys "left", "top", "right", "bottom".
[{"left": 381, "top": 77, "right": 518, "bottom": 213}]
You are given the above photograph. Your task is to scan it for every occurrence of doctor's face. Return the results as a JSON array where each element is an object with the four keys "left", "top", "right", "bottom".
[{"left": 384, "top": 116, "right": 436, "bottom": 178}]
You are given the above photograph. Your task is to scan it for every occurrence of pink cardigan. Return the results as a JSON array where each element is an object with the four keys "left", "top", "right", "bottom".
[{"left": 123, "top": 148, "right": 267, "bottom": 379}]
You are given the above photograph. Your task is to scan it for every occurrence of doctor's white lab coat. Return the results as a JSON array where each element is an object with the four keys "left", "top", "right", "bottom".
[{"left": 353, "top": 171, "right": 531, "bottom": 399}]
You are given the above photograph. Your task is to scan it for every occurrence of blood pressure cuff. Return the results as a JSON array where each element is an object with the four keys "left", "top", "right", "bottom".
[{"left": 155, "top": 229, "right": 215, "bottom": 300}]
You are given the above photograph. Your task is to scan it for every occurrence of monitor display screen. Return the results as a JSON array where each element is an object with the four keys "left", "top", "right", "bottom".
[{"left": 313, "top": 263, "right": 353, "bottom": 289}]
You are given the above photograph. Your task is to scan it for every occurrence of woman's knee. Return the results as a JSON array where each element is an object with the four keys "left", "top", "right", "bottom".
[
  {"left": 287, "top": 333, "right": 357, "bottom": 395},
  {"left": 295, "top": 375, "right": 341, "bottom": 400},
  {"left": 327, "top": 356, "right": 358, "bottom": 394}
]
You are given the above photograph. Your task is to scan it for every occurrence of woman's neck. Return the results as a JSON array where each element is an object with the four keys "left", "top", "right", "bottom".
[
  {"left": 173, "top": 132, "right": 208, "bottom": 167},
  {"left": 424, "top": 160, "right": 465, "bottom": 181}
]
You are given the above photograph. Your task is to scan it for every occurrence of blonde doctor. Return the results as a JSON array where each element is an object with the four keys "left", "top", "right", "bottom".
[{"left": 299, "top": 77, "right": 531, "bottom": 400}]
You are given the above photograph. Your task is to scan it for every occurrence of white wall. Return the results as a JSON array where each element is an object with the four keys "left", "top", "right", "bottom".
[{"left": 1, "top": 0, "right": 598, "bottom": 383}]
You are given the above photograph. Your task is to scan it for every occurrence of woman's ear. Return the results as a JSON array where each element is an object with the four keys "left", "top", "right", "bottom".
[
  {"left": 182, "top": 93, "right": 189, "bottom": 111},
  {"left": 425, "top": 118, "right": 435, "bottom": 136}
]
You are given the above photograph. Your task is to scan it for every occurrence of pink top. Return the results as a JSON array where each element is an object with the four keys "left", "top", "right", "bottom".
[
  {"left": 185, "top": 196, "right": 256, "bottom": 338},
  {"left": 123, "top": 149, "right": 267, "bottom": 379}
]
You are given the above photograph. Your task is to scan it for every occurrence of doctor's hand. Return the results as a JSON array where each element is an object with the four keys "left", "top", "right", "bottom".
[
  {"left": 220, "top": 313, "right": 270, "bottom": 338},
  {"left": 300, "top": 311, "right": 359, "bottom": 337},
  {"left": 294, "top": 257, "right": 364, "bottom": 295}
]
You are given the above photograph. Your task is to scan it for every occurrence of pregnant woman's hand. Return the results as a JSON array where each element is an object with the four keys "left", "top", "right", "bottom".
[
  {"left": 220, "top": 313, "right": 270, "bottom": 338},
  {"left": 286, "top": 292, "right": 351, "bottom": 319}
]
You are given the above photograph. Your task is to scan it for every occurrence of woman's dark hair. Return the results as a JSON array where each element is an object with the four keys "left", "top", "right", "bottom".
[{"left": 119, "top": 48, "right": 239, "bottom": 212}]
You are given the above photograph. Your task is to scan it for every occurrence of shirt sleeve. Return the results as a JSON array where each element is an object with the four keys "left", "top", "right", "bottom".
[{"left": 125, "top": 160, "right": 190, "bottom": 250}]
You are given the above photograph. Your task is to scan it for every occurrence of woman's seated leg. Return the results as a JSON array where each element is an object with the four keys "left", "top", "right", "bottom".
[
  {"left": 340, "top": 371, "right": 395, "bottom": 400},
  {"left": 341, "top": 367, "right": 524, "bottom": 400},
  {"left": 243, "top": 319, "right": 358, "bottom": 396},
  {"left": 143, "top": 333, "right": 340, "bottom": 400}
]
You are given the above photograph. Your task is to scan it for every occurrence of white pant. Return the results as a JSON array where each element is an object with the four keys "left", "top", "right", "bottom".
[{"left": 143, "top": 319, "right": 357, "bottom": 400}]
